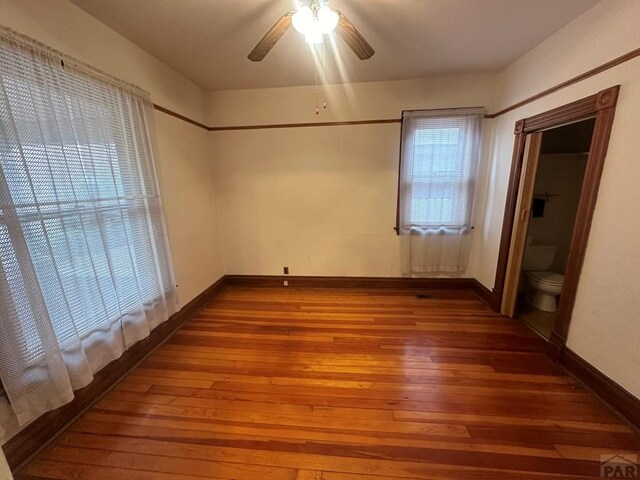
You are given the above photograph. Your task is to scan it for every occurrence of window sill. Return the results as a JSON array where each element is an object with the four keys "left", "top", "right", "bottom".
[{"left": 397, "top": 225, "right": 474, "bottom": 234}]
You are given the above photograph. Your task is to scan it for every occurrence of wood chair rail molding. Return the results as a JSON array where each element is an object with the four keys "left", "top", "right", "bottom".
[
  {"left": 154, "top": 46, "right": 640, "bottom": 132},
  {"left": 493, "top": 85, "right": 620, "bottom": 360}
]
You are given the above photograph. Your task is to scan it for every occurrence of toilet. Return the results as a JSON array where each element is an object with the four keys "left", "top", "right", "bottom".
[{"left": 522, "top": 237, "right": 564, "bottom": 312}]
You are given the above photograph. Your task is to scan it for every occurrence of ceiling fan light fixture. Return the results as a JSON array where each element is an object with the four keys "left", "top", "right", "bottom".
[
  {"left": 292, "top": 5, "right": 313, "bottom": 34},
  {"left": 248, "top": 2, "right": 374, "bottom": 62},
  {"left": 317, "top": 6, "right": 339, "bottom": 33},
  {"left": 292, "top": 4, "right": 338, "bottom": 44},
  {"left": 305, "top": 30, "right": 323, "bottom": 44}
]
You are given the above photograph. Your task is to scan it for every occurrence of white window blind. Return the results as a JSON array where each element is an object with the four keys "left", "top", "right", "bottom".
[
  {"left": 398, "top": 108, "right": 483, "bottom": 230},
  {"left": 398, "top": 108, "right": 483, "bottom": 274},
  {"left": 0, "top": 27, "right": 177, "bottom": 426}
]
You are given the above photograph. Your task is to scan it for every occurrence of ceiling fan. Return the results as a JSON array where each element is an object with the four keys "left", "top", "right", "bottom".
[{"left": 248, "top": 0, "right": 375, "bottom": 62}]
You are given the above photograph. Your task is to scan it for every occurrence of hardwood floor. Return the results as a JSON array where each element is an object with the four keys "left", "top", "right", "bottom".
[{"left": 17, "top": 286, "right": 640, "bottom": 479}]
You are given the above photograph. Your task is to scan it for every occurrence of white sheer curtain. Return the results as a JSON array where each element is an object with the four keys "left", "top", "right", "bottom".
[
  {"left": 0, "top": 422, "right": 11, "bottom": 480},
  {"left": 398, "top": 108, "right": 483, "bottom": 275},
  {"left": 0, "top": 423, "right": 12, "bottom": 480},
  {"left": 0, "top": 27, "right": 177, "bottom": 426},
  {"left": 0, "top": 445, "right": 12, "bottom": 480}
]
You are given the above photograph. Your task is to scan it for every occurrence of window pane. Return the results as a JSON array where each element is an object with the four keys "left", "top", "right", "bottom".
[
  {"left": 0, "top": 45, "right": 174, "bottom": 361},
  {"left": 411, "top": 198, "right": 453, "bottom": 224},
  {"left": 399, "top": 110, "right": 482, "bottom": 229}
]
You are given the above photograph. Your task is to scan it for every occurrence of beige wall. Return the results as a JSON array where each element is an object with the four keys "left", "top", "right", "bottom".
[
  {"left": 472, "top": 0, "right": 640, "bottom": 398},
  {"left": 207, "top": 76, "right": 496, "bottom": 276},
  {"left": 154, "top": 114, "right": 224, "bottom": 304},
  {"left": 527, "top": 154, "right": 587, "bottom": 273},
  {"left": 0, "top": 0, "right": 224, "bottom": 443},
  {"left": 207, "top": 76, "right": 495, "bottom": 127}
]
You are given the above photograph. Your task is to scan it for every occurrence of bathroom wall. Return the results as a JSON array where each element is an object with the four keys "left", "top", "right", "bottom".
[{"left": 527, "top": 154, "right": 588, "bottom": 273}]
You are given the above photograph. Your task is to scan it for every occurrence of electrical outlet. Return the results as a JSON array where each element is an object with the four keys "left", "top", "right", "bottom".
[
  {"left": 283, "top": 280, "right": 289, "bottom": 287},
  {"left": 283, "top": 266, "right": 289, "bottom": 275}
]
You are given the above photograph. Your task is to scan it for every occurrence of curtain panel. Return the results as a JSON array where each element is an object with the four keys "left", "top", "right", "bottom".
[
  {"left": 0, "top": 423, "right": 11, "bottom": 480},
  {"left": 0, "top": 446, "right": 12, "bottom": 480},
  {"left": 398, "top": 108, "right": 483, "bottom": 275},
  {"left": 0, "top": 27, "right": 177, "bottom": 426}
]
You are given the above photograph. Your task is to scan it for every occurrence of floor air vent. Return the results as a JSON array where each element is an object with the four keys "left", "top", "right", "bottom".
[{"left": 416, "top": 294, "right": 431, "bottom": 299}]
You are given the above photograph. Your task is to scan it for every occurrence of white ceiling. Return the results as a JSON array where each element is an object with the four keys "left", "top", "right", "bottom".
[{"left": 68, "top": 0, "right": 599, "bottom": 91}]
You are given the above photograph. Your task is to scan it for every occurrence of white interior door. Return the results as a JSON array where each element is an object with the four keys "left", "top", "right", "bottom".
[{"left": 501, "top": 133, "right": 543, "bottom": 317}]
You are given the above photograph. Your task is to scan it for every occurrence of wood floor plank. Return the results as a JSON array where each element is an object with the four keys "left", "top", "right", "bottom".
[
  {"left": 20, "top": 460, "right": 214, "bottom": 480},
  {"left": 17, "top": 286, "right": 640, "bottom": 480},
  {"left": 295, "top": 470, "right": 323, "bottom": 480},
  {"left": 37, "top": 445, "right": 298, "bottom": 480},
  {"left": 43, "top": 432, "right": 602, "bottom": 478},
  {"left": 64, "top": 421, "right": 561, "bottom": 458}
]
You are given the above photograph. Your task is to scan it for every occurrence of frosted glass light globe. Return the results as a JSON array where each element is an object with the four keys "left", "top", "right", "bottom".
[
  {"left": 292, "top": 6, "right": 314, "bottom": 34},
  {"left": 292, "top": 4, "right": 338, "bottom": 44},
  {"left": 317, "top": 6, "right": 339, "bottom": 33}
]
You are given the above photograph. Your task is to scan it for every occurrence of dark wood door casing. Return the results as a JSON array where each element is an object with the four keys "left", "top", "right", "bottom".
[{"left": 492, "top": 85, "right": 620, "bottom": 359}]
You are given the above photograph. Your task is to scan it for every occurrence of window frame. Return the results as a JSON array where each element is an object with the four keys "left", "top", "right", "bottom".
[{"left": 394, "top": 107, "right": 485, "bottom": 234}]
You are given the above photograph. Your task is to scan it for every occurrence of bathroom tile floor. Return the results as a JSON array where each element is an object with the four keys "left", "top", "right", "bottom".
[{"left": 518, "top": 301, "right": 557, "bottom": 339}]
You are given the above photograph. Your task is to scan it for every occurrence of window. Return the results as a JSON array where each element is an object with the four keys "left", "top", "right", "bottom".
[
  {"left": 397, "top": 108, "right": 483, "bottom": 231},
  {"left": 0, "top": 27, "right": 177, "bottom": 426}
]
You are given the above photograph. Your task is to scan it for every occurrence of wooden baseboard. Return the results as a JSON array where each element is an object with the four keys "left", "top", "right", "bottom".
[
  {"left": 4, "top": 275, "right": 228, "bottom": 471},
  {"left": 547, "top": 331, "right": 566, "bottom": 361},
  {"left": 226, "top": 275, "right": 499, "bottom": 309},
  {"left": 174, "top": 275, "right": 228, "bottom": 321},
  {"left": 538, "top": 309, "right": 639, "bottom": 432},
  {"left": 226, "top": 274, "right": 477, "bottom": 290},
  {"left": 469, "top": 279, "right": 500, "bottom": 310},
  {"left": 559, "top": 348, "right": 640, "bottom": 431}
]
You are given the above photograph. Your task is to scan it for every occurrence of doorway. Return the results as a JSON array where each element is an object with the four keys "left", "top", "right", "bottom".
[
  {"left": 505, "top": 120, "right": 594, "bottom": 339},
  {"left": 493, "top": 86, "right": 619, "bottom": 358}
]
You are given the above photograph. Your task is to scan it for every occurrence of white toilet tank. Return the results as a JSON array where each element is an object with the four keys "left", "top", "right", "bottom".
[{"left": 522, "top": 237, "right": 557, "bottom": 271}]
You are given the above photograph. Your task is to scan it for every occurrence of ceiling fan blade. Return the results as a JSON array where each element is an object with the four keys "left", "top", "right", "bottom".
[
  {"left": 334, "top": 10, "right": 375, "bottom": 60},
  {"left": 248, "top": 10, "right": 294, "bottom": 62}
]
